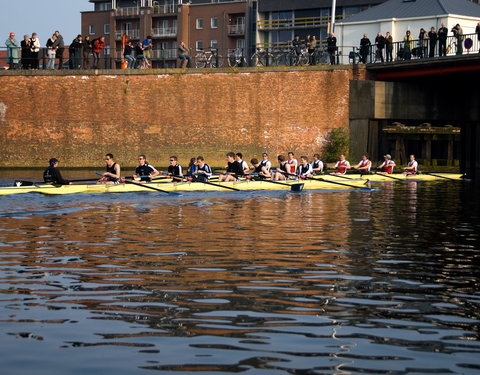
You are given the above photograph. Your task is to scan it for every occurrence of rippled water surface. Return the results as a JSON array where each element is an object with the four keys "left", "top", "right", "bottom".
[{"left": 1, "top": 174, "right": 479, "bottom": 374}]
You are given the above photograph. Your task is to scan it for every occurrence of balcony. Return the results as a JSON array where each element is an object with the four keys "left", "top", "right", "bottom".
[
  {"left": 257, "top": 15, "right": 348, "bottom": 30},
  {"left": 227, "top": 24, "right": 245, "bottom": 36},
  {"left": 152, "top": 4, "right": 178, "bottom": 15},
  {"left": 152, "top": 49, "right": 177, "bottom": 59},
  {"left": 115, "top": 7, "right": 140, "bottom": 17},
  {"left": 152, "top": 27, "right": 177, "bottom": 38},
  {"left": 116, "top": 30, "right": 141, "bottom": 40}
]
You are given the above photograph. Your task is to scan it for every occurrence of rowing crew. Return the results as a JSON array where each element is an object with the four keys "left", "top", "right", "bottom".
[{"left": 42, "top": 152, "right": 419, "bottom": 186}]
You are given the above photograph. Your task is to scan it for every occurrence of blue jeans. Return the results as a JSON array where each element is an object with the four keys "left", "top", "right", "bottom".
[
  {"left": 178, "top": 54, "right": 191, "bottom": 68},
  {"left": 125, "top": 55, "right": 135, "bottom": 69}
]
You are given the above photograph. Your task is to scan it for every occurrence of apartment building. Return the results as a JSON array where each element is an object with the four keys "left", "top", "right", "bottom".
[{"left": 82, "top": 0, "right": 253, "bottom": 68}]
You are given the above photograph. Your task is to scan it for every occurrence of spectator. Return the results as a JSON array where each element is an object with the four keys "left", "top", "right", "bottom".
[
  {"left": 92, "top": 36, "right": 105, "bottom": 69},
  {"left": 308, "top": 35, "right": 317, "bottom": 65},
  {"left": 123, "top": 41, "right": 135, "bottom": 69},
  {"left": 428, "top": 27, "right": 437, "bottom": 58},
  {"left": 403, "top": 30, "right": 413, "bottom": 60},
  {"left": 52, "top": 30, "right": 65, "bottom": 69},
  {"left": 178, "top": 41, "right": 191, "bottom": 68},
  {"left": 418, "top": 28, "right": 427, "bottom": 58},
  {"left": 142, "top": 35, "right": 152, "bottom": 67},
  {"left": 46, "top": 34, "right": 57, "bottom": 69},
  {"left": 5, "top": 32, "right": 19, "bottom": 69},
  {"left": 374, "top": 32, "right": 385, "bottom": 63},
  {"left": 327, "top": 32, "right": 337, "bottom": 65},
  {"left": 359, "top": 33, "right": 371, "bottom": 63},
  {"left": 20, "top": 34, "right": 31, "bottom": 69},
  {"left": 385, "top": 31, "right": 393, "bottom": 62},
  {"left": 451, "top": 24, "right": 464, "bottom": 55},
  {"left": 82, "top": 35, "right": 92, "bottom": 69},
  {"left": 476, "top": 22, "right": 480, "bottom": 52},
  {"left": 292, "top": 35, "right": 302, "bottom": 58},
  {"left": 29, "top": 32, "right": 40, "bottom": 70},
  {"left": 70, "top": 35, "right": 83, "bottom": 69},
  {"left": 134, "top": 41, "right": 145, "bottom": 68},
  {"left": 438, "top": 23, "right": 448, "bottom": 56}
]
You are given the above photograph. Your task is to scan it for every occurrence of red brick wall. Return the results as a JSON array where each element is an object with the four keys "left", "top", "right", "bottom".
[{"left": 0, "top": 67, "right": 363, "bottom": 168}]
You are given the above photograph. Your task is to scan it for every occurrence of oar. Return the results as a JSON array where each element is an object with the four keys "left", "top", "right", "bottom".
[
  {"left": 123, "top": 179, "right": 181, "bottom": 195},
  {"left": 374, "top": 172, "right": 405, "bottom": 181},
  {"left": 327, "top": 173, "right": 358, "bottom": 180},
  {"left": 276, "top": 170, "right": 371, "bottom": 190},
  {"left": 245, "top": 176, "right": 304, "bottom": 192},
  {"left": 14, "top": 178, "right": 99, "bottom": 186},
  {"left": 419, "top": 172, "right": 464, "bottom": 181},
  {"left": 187, "top": 176, "right": 241, "bottom": 191}
]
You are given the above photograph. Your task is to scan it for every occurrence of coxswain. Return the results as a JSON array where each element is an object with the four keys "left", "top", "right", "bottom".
[
  {"left": 332, "top": 154, "right": 351, "bottom": 174},
  {"left": 133, "top": 154, "right": 159, "bottom": 182},
  {"left": 43, "top": 158, "right": 70, "bottom": 185},
  {"left": 286, "top": 151, "right": 298, "bottom": 174},
  {"left": 98, "top": 153, "right": 121, "bottom": 184},
  {"left": 235, "top": 152, "right": 250, "bottom": 175},
  {"left": 311, "top": 153, "right": 324, "bottom": 175},
  {"left": 352, "top": 153, "right": 372, "bottom": 174},
  {"left": 192, "top": 156, "right": 212, "bottom": 182},
  {"left": 297, "top": 156, "right": 313, "bottom": 178},
  {"left": 273, "top": 155, "right": 289, "bottom": 181},
  {"left": 186, "top": 157, "right": 197, "bottom": 176},
  {"left": 377, "top": 154, "right": 396, "bottom": 174},
  {"left": 219, "top": 152, "right": 244, "bottom": 182},
  {"left": 167, "top": 156, "right": 183, "bottom": 182},
  {"left": 404, "top": 154, "right": 418, "bottom": 174}
]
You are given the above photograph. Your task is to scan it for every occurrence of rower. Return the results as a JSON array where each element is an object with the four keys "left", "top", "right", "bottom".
[
  {"left": 297, "top": 156, "right": 313, "bottom": 178},
  {"left": 235, "top": 152, "right": 250, "bottom": 175},
  {"left": 404, "top": 154, "right": 418, "bottom": 175},
  {"left": 286, "top": 151, "right": 298, "bottom": 174},
  {"left": 133, "top": 154, "right": 159, "bottom": 182},
  {"left": 43, "top": 158, "right": 70, "bottom": 185},
  {"left": 219, "top": 152, "right": 243, "bottom": 182},
  {"left": 191, "top": 156, "right": 212, "bottom": 182},
  {"left": 352, "top": 153, "right": 372, "bottom": 175},
  {"left": 377, "top": 154, "right": 396, "bottom": 174},
  {"left": 259, "top": 153, "right": 272, "bottom": 172},
  {"left": 311, "top": 153, "right": 324, "bottom": 175},
  {"left": 332, "top": 154, "right": 351, "bottom": 174},
  {"left": 98, "top": 153, "right": 121, "bottom": 185},
  {"left": 249, "top": 158, "right": 271, "bottom": 180},
  {"left": 273, "top": 155, "right": 288, "bottom": 181},
  {"left": 167, "top": 156, "right": 183, "bottom": 182}
]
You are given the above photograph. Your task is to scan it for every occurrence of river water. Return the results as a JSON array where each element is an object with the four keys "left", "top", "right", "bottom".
[{"left": 0, "top": 171, "right": 479, "bottom": 374}]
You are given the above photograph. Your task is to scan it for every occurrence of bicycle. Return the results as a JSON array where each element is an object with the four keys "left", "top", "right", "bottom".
[
  {"left": 250, "top": 48, "right": 274, "bottom": 66},
  {"left": 227, "top": 49, "right": 247, "bottom": 67},
  {"left": 194, "top": 49, "right": 223, "bottom": 68},
  {"left": 290, "top": 48, "right": 310, "bottom": 66}
]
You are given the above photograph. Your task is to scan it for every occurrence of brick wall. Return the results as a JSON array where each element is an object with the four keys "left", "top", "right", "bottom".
[{"left": 0, "top": 67, "right": 364, "bottom": 168}]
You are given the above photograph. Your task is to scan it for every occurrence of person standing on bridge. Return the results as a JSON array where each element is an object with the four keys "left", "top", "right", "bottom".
[
  {"left": 385, "top": 32, "right": 393, "bottom": 62},
  {"left": 452, "top": 24, "right": 464, "bottom": 55},
  {"left": 375, "top": 32, "right": 385, "bottom": 63},
  {"left": 476, "top": 22, "right": 480, "bottom": 52},
  {"left": 359, "top": 34, "right": 371, "bottom": 63},
  {"left": 438, "top": 23, "right": 448, "bottom": 56},
  {"left": 327, "top": 33, "right": 337, "bottom": 65},
  {"left": 428, "top": 27, "right": 437, "bottom": 58},
  {"left": 402, "top": 31, "right": 413, "bottom": 60}
]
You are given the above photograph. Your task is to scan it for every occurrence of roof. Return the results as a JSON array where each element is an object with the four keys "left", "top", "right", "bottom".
[{"left": 342, "top": 0, "right": 480, "bottom": 23}]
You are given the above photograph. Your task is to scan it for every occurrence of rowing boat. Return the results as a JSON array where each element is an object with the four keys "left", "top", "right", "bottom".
[
  {"left": 0, "top": 177, "right": 369, "bottom": 196},
  {"left": 322, "top": 173, "right": 464, "bottom": 182}
]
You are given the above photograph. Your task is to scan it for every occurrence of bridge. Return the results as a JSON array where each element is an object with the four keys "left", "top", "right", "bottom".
[{"left": 350, "top": 53, "right": 480, "bottom": 178}]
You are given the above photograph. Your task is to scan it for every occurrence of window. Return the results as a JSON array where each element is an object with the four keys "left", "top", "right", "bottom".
[
  {"left": 196, "top": 18, "right": 203, "bottom": 30},
  {"left": 104, "top": 24, "right": 110, "bottom": 35},
  {"left": 89, "top": 25, "right": 95, "bottom": 35},
  {"left": 211, "top": 17, "right": 218, "bottom": 29},
  {"left": 236, "top": 39, "right": 245, "bottom": 49},
  {"left": 196, "top": 40, "right": 203, "bottom": 51},
  {"left": 104, "top": 46, "right": 110, "bottom": 55},
  {"left": 210, "top": 40, "right": 218, "bottom": 50}
]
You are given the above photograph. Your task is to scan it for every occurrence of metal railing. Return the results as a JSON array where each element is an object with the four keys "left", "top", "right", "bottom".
[
  {"left": 115, "top": 7, "right": 140, "bottom": 17},
  {"left": 116, "top": 30, "right": 141, "bottom": 40},
  {"left": 152, "top": 4, "right": 178, "bottom": 15},
  {"left": 257, "top": 14, "right": 350, "bottom": 30},
  {"left": 349, "top": 33, "right": 480, "bottom": 64},
  {"left": 227, "top": 24, "right": 246, "bottom": 35},
  {"left": 151, "top": 27, "right": 177, "bottom": 38}
]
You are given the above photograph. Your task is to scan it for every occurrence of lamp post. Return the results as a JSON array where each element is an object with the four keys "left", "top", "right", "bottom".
[{"left": 331, "top": 0, "right": 337, "bottom": 33}]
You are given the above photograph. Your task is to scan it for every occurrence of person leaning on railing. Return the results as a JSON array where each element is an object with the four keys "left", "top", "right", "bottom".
[
  {"left": 385, "top": 32, "right": 393, "bottom": 62},
  {"left": 307, "top": 35, "right": 317, "bottom": 65},
  {"left": 451, "top": 24, "right": 464, "bottom": 55},
  {"left": 20, "top": 34, "right": 31, "bottom": 69},
  {"left": 403, "top": 30, "right": 413, "bottom": 60},
  {"left": 5, "top": 32, "right": 19, "bottom": 69},
  {"left": 82, "top": 35, "right": 92, "bottom": 69},
  {"left": 359, "top": 34, "right": 371, "bottom": 63},
  {"left": 438, "top": 23, "right": 448, "bottom": 56}
]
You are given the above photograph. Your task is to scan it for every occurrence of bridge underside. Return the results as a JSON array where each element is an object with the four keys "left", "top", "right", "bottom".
[{"left": 351, "top": 56, "right": 480, "bottom": 178}]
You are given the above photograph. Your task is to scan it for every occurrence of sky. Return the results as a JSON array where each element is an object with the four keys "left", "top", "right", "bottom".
[{"left": 1, "top": 0, "right": 92, "bottom": 44}]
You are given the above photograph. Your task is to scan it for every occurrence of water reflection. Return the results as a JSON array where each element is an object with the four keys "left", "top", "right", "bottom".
[{"left": 0, "top": 182, "right": 479, "bottom": 374}]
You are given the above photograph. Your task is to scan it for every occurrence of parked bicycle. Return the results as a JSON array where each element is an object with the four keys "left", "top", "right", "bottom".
[
  {"left": 227, "top": 49, "right": 247, "bottom": 67},
  {"left": 194, "top": 49, "right": 223, "bottom": 68},
  {"left": 250, "top": 48, "right": 274, "bottom": 67}
]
